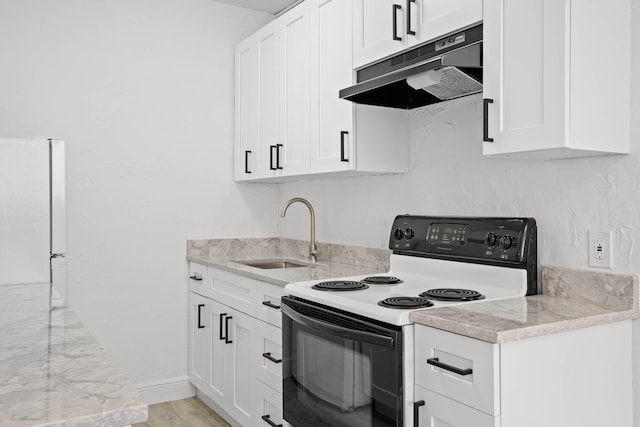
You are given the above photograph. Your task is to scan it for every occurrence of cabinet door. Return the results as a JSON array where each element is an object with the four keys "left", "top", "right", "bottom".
[
  {"left": 279, "top": 2, "right": 311, "bottom": 175},
  {"left": 235, "top": 23, "right": 280, "bottom": 180},
  {"left": 408, "top": 0, "right": 481, "bottom": 46},
  {"left": 254, "top": 320, "right": 282, "bottom": 393},
  {"left": 227, "top": 308, "right": 256, "bottom": 426},
  {"left": 207, "top": 300, "right": 231, "bottom": 403},
  {"left": 482, "top": 0, "right": 567, "bottom": 156},
  {"left": 188, "top": 292, "right": 210, "bottom": 392},
  {"left": 309, "top": 0, "right": 355, "bottom": 173},
  {"left": 353, "top": 0, "right": 407, "bottom": 68},
  {"left": 414, "top": 386, "right": 500, "bottom": 427},
  {"left": 255, "top": 380, "right": 289, "bottom": 427}
]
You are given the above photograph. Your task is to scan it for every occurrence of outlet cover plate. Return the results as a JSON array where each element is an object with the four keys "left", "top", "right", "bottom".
[{"left": 589, "top": 230, "right": 613, "bottom": 268}]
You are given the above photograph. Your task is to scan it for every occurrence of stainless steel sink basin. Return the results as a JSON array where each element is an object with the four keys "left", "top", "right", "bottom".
[{"left": 237, "top": 260, "right": 308, "bottom": 269}]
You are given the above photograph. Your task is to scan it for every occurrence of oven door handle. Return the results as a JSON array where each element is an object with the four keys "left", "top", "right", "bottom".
[{"left": 281, "top": 303, "right": 395, "bottom": 348}]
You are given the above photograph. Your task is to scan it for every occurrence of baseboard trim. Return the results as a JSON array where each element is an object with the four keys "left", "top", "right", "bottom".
[{"left": 136, "top": 377, "right": 196, "bottom": 405}]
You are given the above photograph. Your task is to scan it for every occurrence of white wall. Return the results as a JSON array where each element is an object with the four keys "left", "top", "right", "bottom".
[{"left": 0, "top": 0, "right": 277, "bottom": 397}]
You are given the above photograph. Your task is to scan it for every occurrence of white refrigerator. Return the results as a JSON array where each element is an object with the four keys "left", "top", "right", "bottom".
[{"left": 0, "top": 137, "right": 66, "bottom": 305}]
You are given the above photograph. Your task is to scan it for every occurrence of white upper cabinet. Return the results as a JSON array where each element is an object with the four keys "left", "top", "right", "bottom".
[
  {"left": 309, "top": 0, "right": 354, "bottom": 172},
  {"left": 482, "top": 0, "right": 631, "bottom": 159},
  {"left": 235, "top": 22, "right": 279, "bottom": 181},
  {"left": 353, "top": 0, "right": 482, "bottom": 69},
  {"left": 279, "top": 2, "right": 311, "bottom": 175},
  {"left": 234, "top": 0, "right": 409, "bottom": 182}
]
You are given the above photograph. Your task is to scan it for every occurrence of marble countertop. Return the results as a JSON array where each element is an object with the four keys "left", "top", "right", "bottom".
[
  {"left": 186, "top": 238, "right": 390, "bottom": 286},
  {"left": 0, "top": 283, "right": 148, "bottom": 427},
  {"left": 410, "top": 266, "right": 640, "bottom": 344},
  {"left": 410, "top": 294, "right": 640, "bottom": 344}
]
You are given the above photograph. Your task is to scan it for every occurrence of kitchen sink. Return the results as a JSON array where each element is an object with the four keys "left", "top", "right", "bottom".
[{"left": 236, "top": 260, "right": 309, "bottom": 269}]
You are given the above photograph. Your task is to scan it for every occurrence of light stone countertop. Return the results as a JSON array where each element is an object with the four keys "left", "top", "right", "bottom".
[
  {"left": 0, "top": 283, "right": 148, "bottom": 427},
  {"left": 186, "top": 237, "right": 390, "bottom": 286},
  {"left": 410, "top": 266, "right": 640, "bottom": 343}
]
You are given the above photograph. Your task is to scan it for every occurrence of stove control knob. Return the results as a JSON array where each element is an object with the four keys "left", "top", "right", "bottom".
[
  {"left": 500, "top": 235, "right": 513, "bottom": 249},
  {"left": 393, "top": 228, "right": 405, "bottom": 241},
  {"left": 405, "top": 228, "right": 415, "bottom": 240},
  {"left": 484, "top": 232, "right": 498, "bottom": 247}
]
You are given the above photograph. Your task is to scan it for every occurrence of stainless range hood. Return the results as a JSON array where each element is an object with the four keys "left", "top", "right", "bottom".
[{"left": 339, "top": 24, "right": 483, "bottom": 110}]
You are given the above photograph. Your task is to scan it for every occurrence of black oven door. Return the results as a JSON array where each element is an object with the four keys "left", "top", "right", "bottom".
[{"left": 281, "top": 296, "right": 403, "bottom": 427}]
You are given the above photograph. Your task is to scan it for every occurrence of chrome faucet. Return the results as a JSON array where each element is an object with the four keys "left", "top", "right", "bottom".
[{"left": 281, "top": 197, "right": 317, "bottom": 263}]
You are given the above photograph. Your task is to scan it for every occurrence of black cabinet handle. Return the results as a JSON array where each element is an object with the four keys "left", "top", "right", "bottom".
[
  {"left": 261, "top": 415, "right": 282, "bottom": 427},
  {"left": 197, "top": 304, "right": 205, "bottom": 329},
  {"left": 276, "top": 144, "right": 283, "bottom": 169},
  {"left": 406, "top": 0, "right": 416, "bottom": 35},
  {"left": 262, "top": 352, "right": 282, "bottom": 364},
  {"left": 244, "top": 150, "right": 252, "bottom": 174},
  {"left": 219, "top": 313, "right": 227, "bottom": 340},
  {"left": 427, "top": 357, "right": 473, "bottom": 376},
  {"left": 269, "top": 145, "right": 277, "bottom": 170},
  {"left": 262, "top": 300, "right": 281, "bottom": 310},
  {"left": 340, "top": 131, "right": 349, "bottom": 162},
  {"left": 413, "top": 400, "right": 425, "bottom": 427},
  {"left": 483, "top": 98, "right": 494, "bottom": 142},
  {"left": 189, "top": 275, "right": 202, "bottom": 281},
  {"left": 392, "top": 4, "right": 402, "bottom": 41},
  {"left": 224, "top": 315, "right": 233, "bottom": 344}
]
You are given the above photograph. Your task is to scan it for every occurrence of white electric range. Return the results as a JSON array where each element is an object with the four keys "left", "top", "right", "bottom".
[{"left": 280, "top": 215, "right": 538, "bottom": 427}]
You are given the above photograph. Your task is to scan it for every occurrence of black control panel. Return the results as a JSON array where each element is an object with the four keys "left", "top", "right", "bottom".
[{"left": 389, "top": 215, "right": 538, "bottom": 295}]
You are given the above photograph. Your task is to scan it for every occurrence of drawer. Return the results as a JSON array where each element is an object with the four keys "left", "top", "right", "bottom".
[
  {"left": 254, "top": 319, "right": 283, "bottom": 392},
  {"left": 255, "top": 380, "right": 290, "bottom": 427},
  {"left": 207, "top": 267, "right": 257, "bottom": 316},
  {"left": 256, "top": 282, "right": 285, "bottom": 328},
  {"left": 414, "top": 385, "right": 500, "bottom": 427},
  {"left": 188, "top": 262, "right": 208, "bottom": 295},
  {"left": 415, "top": 325, "right": 499, "bottom": 415}
]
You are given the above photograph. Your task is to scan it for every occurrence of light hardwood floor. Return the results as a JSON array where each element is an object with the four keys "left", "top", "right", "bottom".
[{"left": 134, "top": 397, "right": 231, "bottom": 427}]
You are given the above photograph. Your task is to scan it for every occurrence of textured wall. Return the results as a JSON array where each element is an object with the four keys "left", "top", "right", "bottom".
[
  {"left": 0, "top": 0, "right": 276, "bottom": 393},
  {"left": 278, "top": 95, "right": 640, "bottom": 272}
]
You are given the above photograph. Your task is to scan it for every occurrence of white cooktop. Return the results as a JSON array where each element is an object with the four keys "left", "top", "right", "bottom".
[{"left": 284, "top": 255, "right": 528, "bottom": 326}]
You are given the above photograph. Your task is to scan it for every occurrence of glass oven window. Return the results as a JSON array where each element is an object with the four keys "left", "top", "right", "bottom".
[{"left": 282, "top": 299, "right": 402, "bottom": 427}]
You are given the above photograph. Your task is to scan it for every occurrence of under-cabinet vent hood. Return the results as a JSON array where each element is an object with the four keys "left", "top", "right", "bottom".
[{"left": 339, "top": 24, "right": 483, "bottom": 110}]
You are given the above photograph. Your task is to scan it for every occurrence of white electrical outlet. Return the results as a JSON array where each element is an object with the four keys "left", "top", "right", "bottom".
[{"left": 589, "top": 231, "right": 613, "bottom": 268}]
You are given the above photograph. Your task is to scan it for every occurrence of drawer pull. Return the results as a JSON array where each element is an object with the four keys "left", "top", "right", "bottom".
[
  {"left": 262, "top": 352, "right": 282, "bottom": 364},
  {"left": 413, "top": 400, "right": 425, "bottom": 427},
  {"left": 261, "top": 415, "right": 283, "bottom": 427},
  {"left": 392, "top": 4, "right": 402, "bottom": 41},
  {"left": 262, "top": 300, "right": 281, "bottom": 310},
  {"left": 426, "top": 357, "right": 473, "bottom": 376},
  {"left": 197, "top": 304, "right": 205, "bottom": 329},
  {"left": 483, "top": 98, "right": 494, "bottom": 142},
  {"left": 224, "top": 315, "right": 233, "bottom": 344},
  {"left": 189, "top": 275, "right": 202, "bottom": 281},
  {"left": 219, "top": 313, "right": 227, "bottom": 340}
]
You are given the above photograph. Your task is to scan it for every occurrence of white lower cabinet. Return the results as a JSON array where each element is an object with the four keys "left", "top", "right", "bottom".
[
  {"left": 188, "top": 262, "right": 286, "bottom": 426},
  {"left": 414, "top": 320, "right": 633, "bottom": 427},
  {"left": 414, "top": 386, "right": 499, "bottom": 427},
  {"left": 255, "top": 379, "right": 289, "bottom": 427},
  {"left": 188, "top": 292, "right": 210, "bottom": 393}
]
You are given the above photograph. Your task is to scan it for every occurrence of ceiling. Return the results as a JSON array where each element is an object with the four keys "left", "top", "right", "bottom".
[{"left": 213, "top": 0, "right": 300, "bottom": 15}]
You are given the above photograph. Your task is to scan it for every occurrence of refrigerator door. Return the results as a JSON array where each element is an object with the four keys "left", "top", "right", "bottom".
[
  {"left": 0, "top": 137, "right": 50, "bottom": 285},
  {"left": 49, "top": 138, "right": 67, "bottom": 306}
]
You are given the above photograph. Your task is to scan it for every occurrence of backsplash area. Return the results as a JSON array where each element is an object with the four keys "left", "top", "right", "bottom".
[
  {"left": 543, "top": 266, "right": 639, "bottom": 310},
  {"left": 187, "top": 238, "right": 390, "bottom": 271}
]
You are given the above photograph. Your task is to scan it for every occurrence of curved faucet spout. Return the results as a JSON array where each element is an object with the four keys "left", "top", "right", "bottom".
[{"left": 281, "top": 197, "right": 317, "bottom": 263}]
